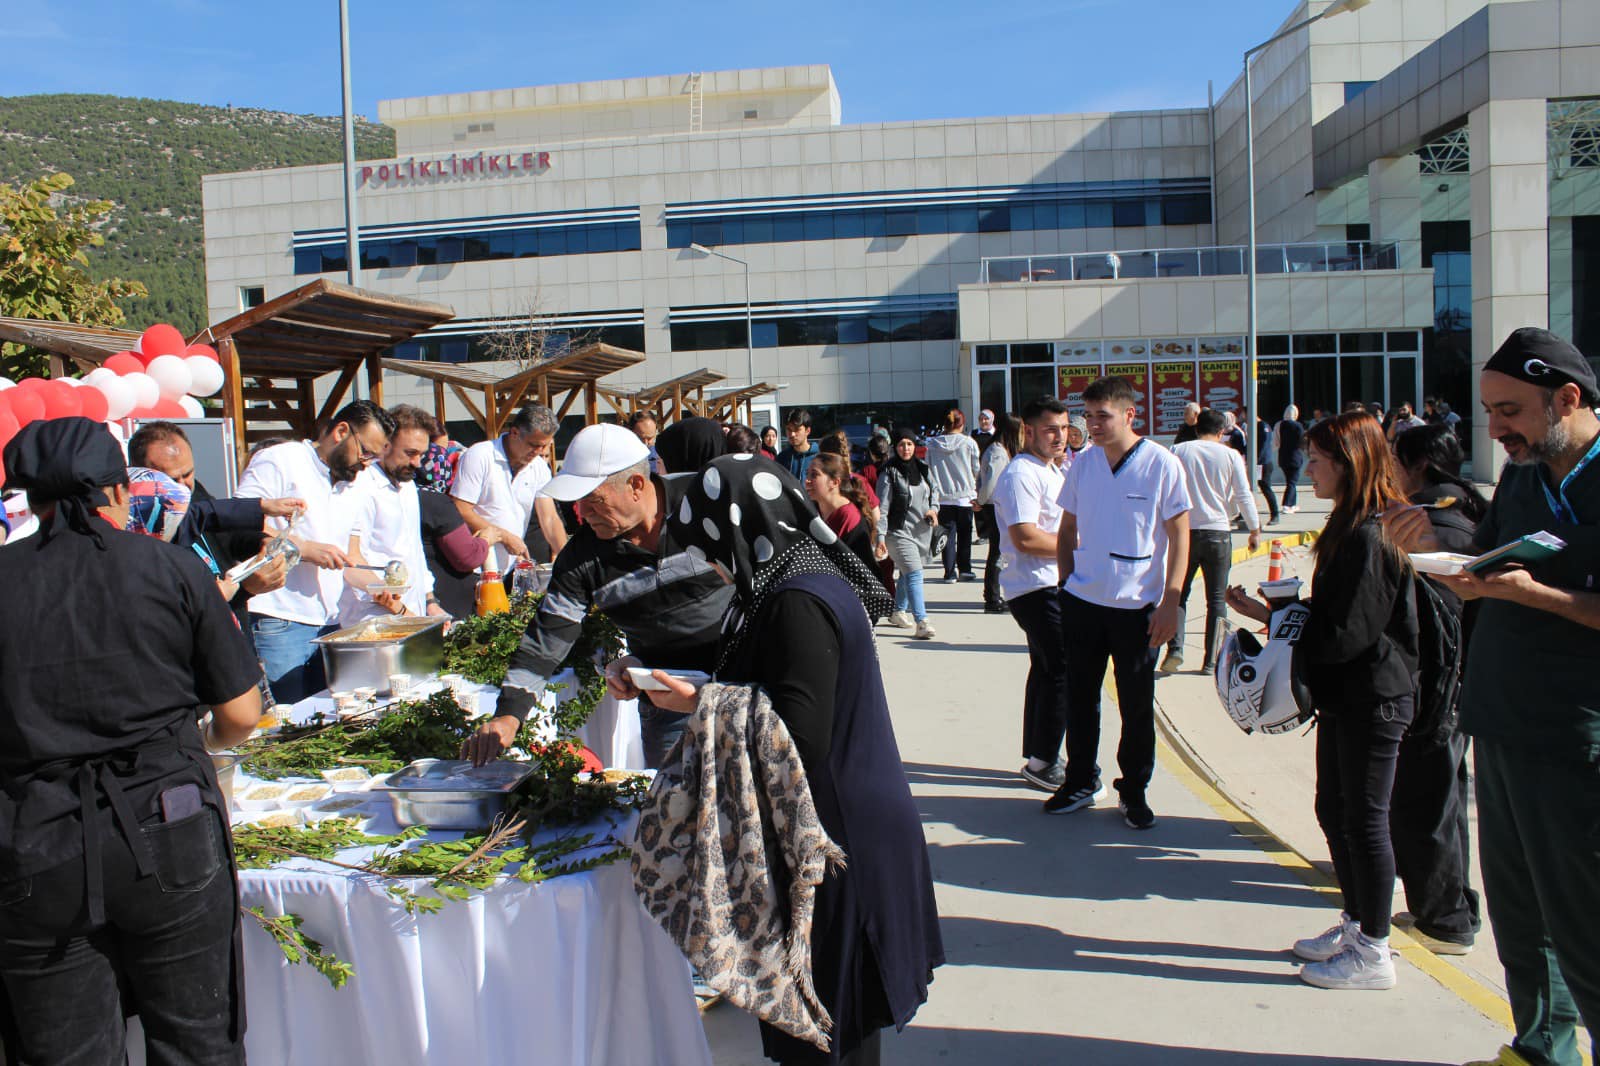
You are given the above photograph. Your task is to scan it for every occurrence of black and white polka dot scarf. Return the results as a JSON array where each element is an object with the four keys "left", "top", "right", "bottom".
[{"left": 671, "top": 453, "right": 893, "bottom": 671}]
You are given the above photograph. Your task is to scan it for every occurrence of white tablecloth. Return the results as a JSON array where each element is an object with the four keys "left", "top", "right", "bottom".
[{"left": 237, "top": 812, "right": 709, "bottom": 1066}]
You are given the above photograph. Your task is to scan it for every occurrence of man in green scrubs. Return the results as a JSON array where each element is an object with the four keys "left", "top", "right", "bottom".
[{"left": 1389, "top": 327, "right": 1600, "bottom": 1066}]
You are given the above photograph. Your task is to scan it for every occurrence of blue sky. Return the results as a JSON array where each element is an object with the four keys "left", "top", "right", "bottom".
[{"left": 3, "top": 2, "right": 1289, "bottom": 123}]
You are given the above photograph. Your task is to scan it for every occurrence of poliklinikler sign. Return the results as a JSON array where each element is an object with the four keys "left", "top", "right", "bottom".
[{"left": 360, "top": 151, "right": 552, "bottom": 187}]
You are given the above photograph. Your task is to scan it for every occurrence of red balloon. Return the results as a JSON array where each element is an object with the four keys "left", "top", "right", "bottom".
[
  {"left": 14, "top": 377, "right": 49, "bottom": 393},
  {"left": 0, "top": 406, "right": 19, "bottom": 445},
  {"left": 7, "top": 389, "right": 45, "bottom": 427},
  {"left": 151, "top": 397, "right": 188, "bottom": 418},
  {"left": 127, "top": 405, "right": 161, "bottom": 421},
  {"left": 74, "top": 386, "right": 109, "bottom": 423},
  {"left": 105, "top": 352, "right": 145, "bottom": 376},
  {"left": 39, "top": 381, "right": 82, "bottom": 421},
  {"left": 184, "top": 343, "right": 220, "bottom": 363},
  {"left": 139, "top": 324, "right": 186, "bottom": 361}
]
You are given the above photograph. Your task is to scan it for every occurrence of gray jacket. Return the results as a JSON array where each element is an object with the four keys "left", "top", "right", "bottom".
[{"left": 924, "top": 432, "right": 980, "bottom": 505}]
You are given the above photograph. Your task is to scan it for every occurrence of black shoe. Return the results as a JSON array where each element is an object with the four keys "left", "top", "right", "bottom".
[
  {"left": 1020, "top": 761, "right": 1065, "bottom": 791},
  {"left": 959, "top": 572, "right": 979, "bottom": 582},
  {"left": 1043, "top": 778, "right": 1106, "bottom": 814},
  {"left": 984, "top": 603, "right": 1008, "bottom": 614},
  {"left": 1115, "top": 779, "right": 1156, "bottom": 829}
]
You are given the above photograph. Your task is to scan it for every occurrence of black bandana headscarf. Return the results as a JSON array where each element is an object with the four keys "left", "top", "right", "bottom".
[
  {"left": 2, "top": 417, "right": 129, "bottom": 547},
  {"left": 670, "top": 454, "right": 893, "bottom": 670},
  {"left": 656, "top": 416, "right": 727, "bottom": 475},
  {"left": 884, "top": 427, "right": 929, "bottom": 486}
]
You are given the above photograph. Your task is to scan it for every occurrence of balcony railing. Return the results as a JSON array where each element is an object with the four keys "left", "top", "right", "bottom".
[{"left": 977, "top": 240, "right": 1413, "bottom": 284}]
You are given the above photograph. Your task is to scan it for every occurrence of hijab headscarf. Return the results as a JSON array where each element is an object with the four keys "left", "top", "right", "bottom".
[
  {"left": 656, "top": 416, "right": 727, "bottom": 475},
  {"left": 126, "top": 467, "right": 191, "bottom": 541},
  {"left": 884, "top": 427, "right": 929, "bottom": 486},
  {"left": 1, "top": 417, "right": 128, "bottom": 546},
  {"left": 669, "top": 454, "right": 892, "bottom": 670}
]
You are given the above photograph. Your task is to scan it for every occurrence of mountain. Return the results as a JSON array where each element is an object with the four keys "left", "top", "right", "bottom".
[{"left": 0, "top": 93, "right": 395, "bottom": 335}]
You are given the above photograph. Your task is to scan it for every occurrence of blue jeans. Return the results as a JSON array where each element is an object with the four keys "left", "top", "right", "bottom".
[
  {"left": 250, "top": 615, "right": 338, "bottom": 704},
  {"left": 894, "top": 568, "right": 927, "bottom": 623}
]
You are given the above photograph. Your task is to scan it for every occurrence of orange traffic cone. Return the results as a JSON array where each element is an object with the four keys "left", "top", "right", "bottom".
[{"left": 1266, "top": 539, "right": 1285, "bottom": 582}]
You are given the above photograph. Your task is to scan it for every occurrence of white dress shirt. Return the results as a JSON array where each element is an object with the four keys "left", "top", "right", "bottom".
[
  {"left": 991, "top": 452, "right": 1065, "bottom": 602},
  {"left": 338, "top": 465, "right": 435, "bottom": 624},
  {"left": 235, "top": 440, "right": 358, "bottom": 626},
  {"left": 1057, "top": 438, "right": 1191, "bottom": 609},
  {"left": 1173, "top": 439, "right": 1261, "bottom": 533},
  {"left": 451, "top": 436, "right": 551, "bottom": 573}
]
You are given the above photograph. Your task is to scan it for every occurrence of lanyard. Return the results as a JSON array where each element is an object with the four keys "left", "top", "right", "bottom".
[
  {"left": 1540, "top": 432, "right": 1600, "bottom": 524},
  {"left": 191, "top": 536, "right": 222, "bottom": 579}
]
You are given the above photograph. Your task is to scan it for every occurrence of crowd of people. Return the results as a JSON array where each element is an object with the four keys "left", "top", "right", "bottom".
[{"left": 0, "top": 322, "right": 1593, "bottom": 1066}]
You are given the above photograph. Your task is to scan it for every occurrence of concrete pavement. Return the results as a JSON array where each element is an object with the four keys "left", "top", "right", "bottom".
[{"left": 702, "top": 505, "right": 1519, "bottom": 1063}]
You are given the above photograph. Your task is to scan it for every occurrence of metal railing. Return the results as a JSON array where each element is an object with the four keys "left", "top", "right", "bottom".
[{"left": 977, "top": 240, "right": 1414, "bottom": 284}]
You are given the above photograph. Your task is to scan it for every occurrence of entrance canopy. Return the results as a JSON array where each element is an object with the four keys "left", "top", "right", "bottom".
[
  {"left": 382, "top": 342, "right": 645, "bottom": 437},
  {"left": 200, "top": 279, "right": 455, "bottom": 467}
]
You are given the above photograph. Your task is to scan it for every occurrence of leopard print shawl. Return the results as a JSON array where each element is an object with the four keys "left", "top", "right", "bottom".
[{"left": 630, "top": 681, "right": 846, "bottom": 1050}]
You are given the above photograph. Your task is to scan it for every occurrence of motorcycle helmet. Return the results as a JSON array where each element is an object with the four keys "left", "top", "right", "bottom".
[{"left": 1214, "top": 602, "right": 1315, "bottom": 734}]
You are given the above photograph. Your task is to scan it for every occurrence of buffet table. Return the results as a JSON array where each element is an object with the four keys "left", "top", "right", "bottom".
[{"left": 236, "top": 809, "right": 710, "bottom": 1066}]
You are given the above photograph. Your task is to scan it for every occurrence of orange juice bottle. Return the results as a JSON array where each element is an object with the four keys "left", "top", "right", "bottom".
[{"left": 475, "top": 570, "right": 511, "bottom": 616}]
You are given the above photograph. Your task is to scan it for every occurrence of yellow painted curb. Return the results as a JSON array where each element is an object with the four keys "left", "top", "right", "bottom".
[{"left": 1231, "top": 528, "right": 1318, "bottom": 565}]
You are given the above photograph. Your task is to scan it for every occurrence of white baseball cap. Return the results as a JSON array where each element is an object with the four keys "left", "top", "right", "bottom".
[{"left": 540, "top": 423, "right": 651, "bottom": 501}]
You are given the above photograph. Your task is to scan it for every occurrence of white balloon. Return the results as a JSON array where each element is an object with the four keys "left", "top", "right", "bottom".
[
  {"left": 0, "top": 378, "right": 13, "bottom": 391},
  {"left": 145, "top": 355, "right": 193, "bottom": 399},
  {"left": 184, "top": 356, "right": 225, "bottom": 397},
  {"left": 95, "top": 376, "right": 136, "bottom": 420},
  {"left": 58, "top": 376, "right": 82, "bottom": 387},
  {"left": 178, "top": 396, "right": 205, "bottom": 418},
  {"left": 126, "top": 372, "right": 160, "bottom": 410}
]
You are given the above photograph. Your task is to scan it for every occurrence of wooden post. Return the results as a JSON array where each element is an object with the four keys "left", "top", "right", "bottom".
[
  {"left": 484, "top": 387, "right": 499, "bottom": 440},
  {"left": 433, "top": 381, "right": 447, "bottom": 428},
  {"left": 220, "top": 337, "right": 248, "bottom": 473},
  {"left": 365, "top": 354, "right": 384, "bottom": 407},
  {"left": 584, "top": 380, "right": 598, "bottom": 425}
]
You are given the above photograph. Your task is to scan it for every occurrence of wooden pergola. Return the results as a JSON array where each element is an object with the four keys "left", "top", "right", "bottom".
[
  {"left": 382, "top": 343, "right": 646, "bottom": 438},
  {"left": 597, "top": 368, "right": 726, "bottom": 425},
  {"left": 699, "top": 382, "right": 780, "bottom": 426},
  {"left": 198, "top": 279, "right": 455, "bottom": 468},
  {"left": 0, "top": 317, "right": 143, "bottom": 376}
]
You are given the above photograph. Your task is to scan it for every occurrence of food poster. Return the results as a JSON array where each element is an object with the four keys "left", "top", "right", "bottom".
[
  {"left": 1151, "top": 361, "right": 1199, "bottom": 435},
  {"left": 1151, "top": 338, "right": 1196, "bottom": 359},
  {"left": 1056, "top": 341, "right": 1103, "bottom": 362},
  {"left": 1200, "top": 360, "right": 1243, "bottom": 413},
  {"left": 1198, "top": 336, "right": 1243, "bottom": 358},
  {"left": 1057, "top": 364, "right": 1102, "bottom": 416},
  {"left": 1102, "top": 340, "right": 1147, "bottom": 361},
  {"left": 1103, "top": 363, "right": 1150, "bottom": 431}
]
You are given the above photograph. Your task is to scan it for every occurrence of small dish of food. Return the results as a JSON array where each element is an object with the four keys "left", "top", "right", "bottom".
[
  {"left": 321, "top": 767, "right": 373, "bottom": 790},
  {"left": 236, "top": 782, "right": 289, "bottom": 812},
  {"left": 281, "top": 782, "right": 333, "bottom": 808}
]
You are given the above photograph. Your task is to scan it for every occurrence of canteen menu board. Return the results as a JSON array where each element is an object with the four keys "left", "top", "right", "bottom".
[
  {"left": 1057, "top": 365, "right": 1101, "bottom": 416},
  {"left": 1104, "top": 363, "right": 1150, "bottom": 432},
  {"left": 1200, "top": 360, "right": 1243, "bottom": 413},
  {"left": 1151, "top": 362, "right": 1198, "bottom": 435}
]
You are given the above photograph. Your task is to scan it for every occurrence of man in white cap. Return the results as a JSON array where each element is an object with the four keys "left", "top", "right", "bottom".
[{"left": 462, "top": 423, "right": 736, "bottom": 768}]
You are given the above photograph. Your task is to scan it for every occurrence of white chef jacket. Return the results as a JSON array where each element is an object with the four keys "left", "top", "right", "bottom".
[
  {"left": 235, "top": 440, "right": 358, "bottom": 626},
  {"left": 338, "top": 464, "right": 434, "bottom": 624}
]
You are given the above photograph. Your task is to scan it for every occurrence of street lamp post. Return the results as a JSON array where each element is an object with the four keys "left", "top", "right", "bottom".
[
  {"left": 1242, "top": 0, "right": 1372, "bottom": 483},
  {"left": 689, "top": 243, "right": 754, "bottom": 396},
  {"left": 338, "top": 0, "right": 360, "bottom": 292}
]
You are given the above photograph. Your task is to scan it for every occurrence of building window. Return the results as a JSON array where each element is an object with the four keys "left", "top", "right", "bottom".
[
  {"left": 239, "top": 286, "right": 265, "bottom": 310},
  {"left": 293, "top": 219, "right": 643, "bottom": 275},
  {"left": 670, "top": 301, "right": 958, "bottom": 352}
]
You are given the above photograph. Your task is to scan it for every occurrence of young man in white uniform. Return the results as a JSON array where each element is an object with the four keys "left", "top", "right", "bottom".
[
  {"left": 236, "top": 400, "right": 394, "bottom": 702},
  {"left": 452, "top": 403, "right": 566, "bottom": 573},
  {"left": 339, "top": 405, "right": 444, "bottom": 624},
  {"left": 1046, "top": 375, "right": 1190, "bottom": 829},
  {"left": 992, "top": 397, "right": 1072, "bottom": 791},
  {"left": 1163, "top": 407, "right": 1261, "bottom": 674}
]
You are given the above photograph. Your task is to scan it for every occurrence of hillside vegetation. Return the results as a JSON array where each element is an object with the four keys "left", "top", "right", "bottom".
[{"left": 0, "top": 93, "right": 394, "bottom": 334}]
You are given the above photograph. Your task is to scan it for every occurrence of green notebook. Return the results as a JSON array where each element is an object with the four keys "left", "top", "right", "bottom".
[{"left": 1463, "top": 530, "right": 1567, "bottom": 574}]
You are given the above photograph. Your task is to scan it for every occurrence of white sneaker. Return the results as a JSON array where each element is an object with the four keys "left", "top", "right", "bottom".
[
  {"left": 886, "top": 611, "right": 914, "bottom": 629},
  {"left": 1292, "top": 913, "right": 1356, "bottom": 962},
  {"left": 913, "top": 620, "right": 936, "bottom": 640},
  {"left": 1299, "top": 932, "right": 1396, "bottom": 990}
]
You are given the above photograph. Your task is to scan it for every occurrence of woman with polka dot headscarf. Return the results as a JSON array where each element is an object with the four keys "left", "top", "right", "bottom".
[{"left": 649, "top": 453, "right": 944, "bottom": 1066}]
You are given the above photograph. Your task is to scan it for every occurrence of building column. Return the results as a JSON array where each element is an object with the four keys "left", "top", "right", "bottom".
[
  {"left": 1367, "top": 155, "right": 1422, "bottom": 269},
  {"left": 1469, "top": 98, "right": 1549, "bottom": 480}
]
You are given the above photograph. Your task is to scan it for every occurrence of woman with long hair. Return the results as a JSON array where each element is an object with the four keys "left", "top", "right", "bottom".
[
  {"left": 1227, "top": 411, "right": 1419, "bottom": 991},
  {"left": 876, "top": 429, "right": 938, "bottom": 640},
  {"left": 806, "top": 453, "right": 877, "bottom": 574},
  {"left": 975, "top": 413, "right": 1022, "bottom": 613},
  {"left": 1385, "top": 422, "right": 1485, "bottom": 955}
]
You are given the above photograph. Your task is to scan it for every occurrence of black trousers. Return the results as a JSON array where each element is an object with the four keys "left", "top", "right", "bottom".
[
  {"left": 1475, "top": 740, "right": 1600, "bottom": 1066},
  {"left": 0, "top": 806, "right": 243, "bottom": 1066},
  {"left": 1312, "top": 694, "right": 1414, "bottom": 940},
  {"left": 937, "top": 505, "right": 973, "bottom": 578},
  {"left": 1007, "top": 587, "right": 1070, "bottom": 765},
  {"left": 980, "top": 505, "right": 1003, "bottom": 608},
  {"left": 1062, "top": 591, "right": 1158, "bottom": 796},
  {"left": 1258, "top": 464, "right": 1280, "bottom": 522},
  {"left": 1390, "top": 729, "right": 1480, "bottom": 943},
  {"left": 1169, "top": 529, "right": 1233, "bottom": 666}
]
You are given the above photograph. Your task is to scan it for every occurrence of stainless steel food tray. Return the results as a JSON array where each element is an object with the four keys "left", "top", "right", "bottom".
[
  {"left": 373, "top": 758, "right": 534, "bottom": 829},
  {"left": 312, "top": 617, "right": 446, "bottom": 695}
]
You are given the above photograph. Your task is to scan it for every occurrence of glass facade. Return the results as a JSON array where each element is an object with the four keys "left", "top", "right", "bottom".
[
  {"left": 293, "top": 215, "right": 642, "bottom": 275},
  {"left": 669, "top": 298, "right": 957, "bottom": 352},
  {"left": 665, "top": 180, "right": 1211, "bottom": 250},
  {"left": 385, "top": 322, "right": 646, "bottom": 363}
]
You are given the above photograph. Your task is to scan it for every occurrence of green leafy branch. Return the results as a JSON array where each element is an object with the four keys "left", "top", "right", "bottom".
[{"left": 245, "top": 908, "right": 355, "bottom": 990}]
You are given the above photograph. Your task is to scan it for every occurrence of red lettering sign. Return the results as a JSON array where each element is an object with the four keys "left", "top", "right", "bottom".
[{"left": 357, "top": 150, "right": 553, "bottom": 187}]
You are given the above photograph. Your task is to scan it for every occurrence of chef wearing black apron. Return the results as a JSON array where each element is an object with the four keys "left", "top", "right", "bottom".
[{"left": 0, "top": 418, "right": 264, "bottom": 1065}]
